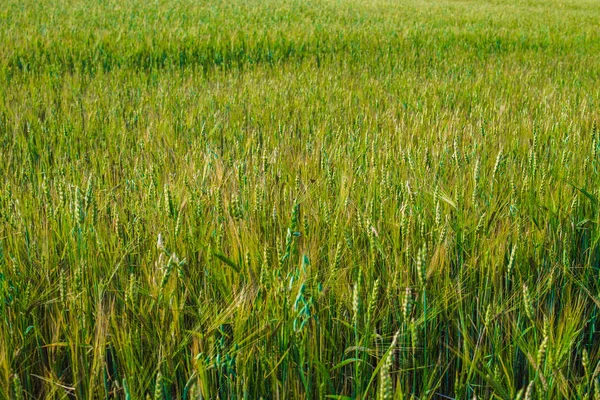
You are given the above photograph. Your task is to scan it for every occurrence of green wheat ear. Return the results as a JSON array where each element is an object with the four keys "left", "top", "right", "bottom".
[
  {"left": 379, "top": 332, "right": 399, "bottom": 400},
  {"left": 74, "top": 186, "right": 84, "bottom": 226},
  {"left": 366, "top": 278, "right": 380, "bottom": 327},
  {"left": 12, "top": 374, "right": 24, "bottom": 400},
  {"left": 522, "top": 284, "right": 534, "bottom": 322},
  {"left": 154, "top": 371, "right": 163, "bottom": 400},
  {"left": 164, "top": 184, "right": 175, "bottom": 219},
  {"left": 352, "top": 282, "right": 360, "bottom": 328}
]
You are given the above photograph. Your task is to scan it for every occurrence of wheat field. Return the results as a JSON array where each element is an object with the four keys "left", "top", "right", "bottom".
[{"left": 1, "top": 0, "right": 600, "bottom": 398}]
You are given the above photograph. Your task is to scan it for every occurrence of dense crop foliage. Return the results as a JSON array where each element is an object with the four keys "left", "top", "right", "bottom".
[{"left": 1, "top": 0, "right": 600, "bottom": 398}]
